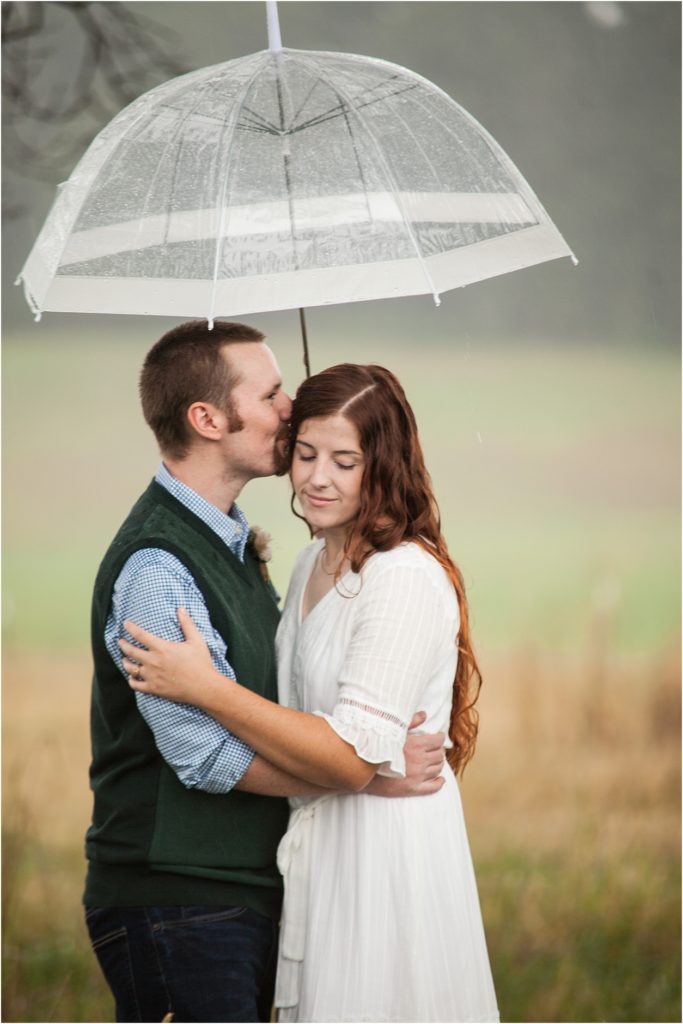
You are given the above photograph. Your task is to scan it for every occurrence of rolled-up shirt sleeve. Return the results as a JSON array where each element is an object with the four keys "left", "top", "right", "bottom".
[{"left": 104, "top": 550, "right": 255, "bottom": 792}]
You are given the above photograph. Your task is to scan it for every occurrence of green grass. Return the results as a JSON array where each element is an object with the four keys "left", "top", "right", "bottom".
[
  {"left": 478, "top": 851, "right": 681, "bottom": 1023},
  {"left": 3, "top": 834, "right": 679, "bottom": 1023},
  {"left": 2, "top": 834, "right": 112, "bottom": 1024}
]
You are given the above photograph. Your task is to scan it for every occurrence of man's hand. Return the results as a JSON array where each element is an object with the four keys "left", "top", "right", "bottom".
[{"left": 364, "top": 711, "right": 446, "bottom": 797}]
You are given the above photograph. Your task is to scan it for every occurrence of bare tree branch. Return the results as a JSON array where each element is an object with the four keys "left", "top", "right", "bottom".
[{"left": 2, "top": 1, "right": 189, "bottom": 212}]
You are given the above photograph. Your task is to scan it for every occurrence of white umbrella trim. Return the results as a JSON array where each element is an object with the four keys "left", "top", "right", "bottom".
[{"left": 22, "top": 221, "right": 570, "bottom": 318}]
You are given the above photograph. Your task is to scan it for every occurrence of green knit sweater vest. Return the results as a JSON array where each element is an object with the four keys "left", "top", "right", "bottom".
[{"left": 84, "top": 481, "right": 289, "bottom": 918}]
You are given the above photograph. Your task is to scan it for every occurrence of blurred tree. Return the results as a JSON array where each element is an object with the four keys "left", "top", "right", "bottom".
[{"left": 1, "top": 1, "right": 188, "bottom": 213}]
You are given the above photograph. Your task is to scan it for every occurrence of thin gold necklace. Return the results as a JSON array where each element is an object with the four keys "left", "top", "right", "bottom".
[{"left": 320, "top": 544, "right": 344, "bottom": 576}]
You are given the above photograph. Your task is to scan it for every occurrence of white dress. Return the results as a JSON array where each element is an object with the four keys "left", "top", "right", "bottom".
[{"left": 275, "top": 539, "right": 499, "bottom": 1024}]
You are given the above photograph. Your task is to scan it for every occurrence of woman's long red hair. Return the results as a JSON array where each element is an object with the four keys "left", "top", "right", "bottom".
[{"left": 288, "top": 364, "right": 482, "bottom": 775}]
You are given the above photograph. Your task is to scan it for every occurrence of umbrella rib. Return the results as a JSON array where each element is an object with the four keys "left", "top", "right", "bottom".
[
  {"left": 272, "top": 52, "right": 301, "bottom": 273},
  {"left": 347, "top": 82, "right": 420, "bottom": 114},
  {"left": 283, "top": 66, "right": 399, "bottom": 132},
  {"left": 207, "top": 54, "right": 273, "bottom": 326},
  {"left": 133, "top": 78, "right": 242, "bottom": 256},
  {"left": 300, "top": 54, "right": 442, "bottom": 304},
  {"left": 366, "top": 66, "right": 549, "bottom": 232},
  {"left": 287, "top": 76, "right": 327, "bottom": 130},
  {"left": 289, "top": 73, "right": 407, "bottom": 130},
  {"left": 290, "top": 82, "right": 419, "bottom": 134},
  {"left": 157, "top": 100, "right": 244, "bottom": 130},
  {"left": 336, "top": 51, "right": 561, "bottom": 231},
  {"left": 158, "top": 88, "right": 281, "bottom": 135},
  {"left": 16, "top": 60, "right": 212, "bottom": 318},
  {"left": 395, "top": 76, "right": 564, "bottom": 232},
  {"left": 236, "top": 118, "right": 280, "bottom": 135},
  {"left": 332, "top": 88, "right": 374, "bottom": 223},
  {"left": 288, "top": 74, "right": 384, "bottom": 132},
  {"left": 239, "top": 103, "right": 282, "bottom": 133},
  {"left": 290, "top": 104, "right": 349, "bottom": 132},
  {"left": 367, "top": 90, "right": 446, "bottom": 194}
]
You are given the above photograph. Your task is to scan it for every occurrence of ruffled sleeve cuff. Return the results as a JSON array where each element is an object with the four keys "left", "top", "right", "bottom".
[{"left": 314, "top": 698, "right": 407, "bottom": 777}]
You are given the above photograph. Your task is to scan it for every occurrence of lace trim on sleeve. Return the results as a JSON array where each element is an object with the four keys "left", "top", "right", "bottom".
[
  {"left": 315, "top": 699, "right": 407, "bottom": 778},
  {"left": 338, "top": 697, "right": 407, "bottom": 731}
]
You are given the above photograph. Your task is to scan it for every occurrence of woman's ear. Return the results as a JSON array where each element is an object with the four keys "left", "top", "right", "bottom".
[{"left": 186, "top": 401, "right": 227, "bottom": 442}]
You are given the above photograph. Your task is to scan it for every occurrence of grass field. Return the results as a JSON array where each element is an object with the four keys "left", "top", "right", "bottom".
[{"left": 2, "top": 326, "right": 681, "bottom": 1021}]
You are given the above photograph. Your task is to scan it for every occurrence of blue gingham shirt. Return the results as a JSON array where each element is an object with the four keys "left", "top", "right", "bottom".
[{"left": 104, "top": 463, "right": 256, "bottom": 792}]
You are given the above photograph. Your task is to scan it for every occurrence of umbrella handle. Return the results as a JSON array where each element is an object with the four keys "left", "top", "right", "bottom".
[{"left": 266, "top": 1, "right": 283, "bottom": 51}]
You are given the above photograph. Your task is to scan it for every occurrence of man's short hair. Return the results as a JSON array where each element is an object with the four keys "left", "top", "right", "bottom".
[{"left": 140, "top": 320, "right": 265, "bottom": 459}]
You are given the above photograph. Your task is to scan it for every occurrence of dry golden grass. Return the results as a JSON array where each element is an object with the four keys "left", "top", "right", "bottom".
[
  {"left": 2, "top": 644, "right": 681, "bottom": 1022},
  {"left": 466, "top": 646, "right": 681, "bottom": 859}
]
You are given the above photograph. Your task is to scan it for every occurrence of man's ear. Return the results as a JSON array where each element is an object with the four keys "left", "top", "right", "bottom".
[{"left": 186, "top": 402, "right": 227, "bottom": 442}]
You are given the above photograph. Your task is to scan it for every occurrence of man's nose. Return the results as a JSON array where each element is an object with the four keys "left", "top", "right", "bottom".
[{"left": 278, "top": 392, "right": 293, "bottom": 420}]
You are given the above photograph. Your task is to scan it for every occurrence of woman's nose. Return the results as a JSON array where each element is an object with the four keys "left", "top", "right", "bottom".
[{"left": 309, "top": 460, "right": 330, "bottom": 487}]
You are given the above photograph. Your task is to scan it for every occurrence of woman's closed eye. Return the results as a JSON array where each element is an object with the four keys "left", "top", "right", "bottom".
[{"left": 296, "top": 453, "right": 356, "bottom": 470}]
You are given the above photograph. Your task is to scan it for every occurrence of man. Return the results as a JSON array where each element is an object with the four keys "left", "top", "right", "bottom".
[{"left": 84, "top": 320, "right": 445, "bottom": 1023}]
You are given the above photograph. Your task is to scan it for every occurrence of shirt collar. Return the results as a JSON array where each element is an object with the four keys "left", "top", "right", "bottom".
[{"left": 155, "top": 462, "right": 249, "bottom": 561}]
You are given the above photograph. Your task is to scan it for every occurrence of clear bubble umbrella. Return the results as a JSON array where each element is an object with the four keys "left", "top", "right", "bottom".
[{"left": 18, "top": 1, "right": 575, "bottom": 372}]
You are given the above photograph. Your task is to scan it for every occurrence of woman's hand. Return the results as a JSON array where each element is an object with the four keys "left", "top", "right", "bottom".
[
  {"left": 120, "top": 608, "right": 219, "bottom": 707},
  {"left": 364, "top": 711, "right": 446, "bottom": 797}
]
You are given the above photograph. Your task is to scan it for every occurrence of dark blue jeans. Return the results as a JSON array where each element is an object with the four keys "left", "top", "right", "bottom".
[{"left": 85, "top": 905, "right": 278, "bottom": 1023}]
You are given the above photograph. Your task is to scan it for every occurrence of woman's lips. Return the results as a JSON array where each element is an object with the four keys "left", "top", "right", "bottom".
[{"left": 304, "top": 493, "right": 336, "bottom": 508}]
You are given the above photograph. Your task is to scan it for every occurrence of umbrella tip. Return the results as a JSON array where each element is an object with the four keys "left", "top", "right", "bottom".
[
  {"left": 207, "top": 318, "right": 215, "bottom": 331},
  {"left": 34, "top": 312, "right": 42, "bottom": 323},
  {"left": 266, "top": 0, "right": 283, "bottom": 51}
]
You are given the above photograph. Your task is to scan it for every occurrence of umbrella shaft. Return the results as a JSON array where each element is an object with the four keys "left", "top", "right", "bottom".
[{"left": 299, "top": 308, "right": 311, "bottom": 378}]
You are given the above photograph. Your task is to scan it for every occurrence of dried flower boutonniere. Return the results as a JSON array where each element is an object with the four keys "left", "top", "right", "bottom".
[{"left": 247, "top": 526, "right": 273, "bottom": 584}]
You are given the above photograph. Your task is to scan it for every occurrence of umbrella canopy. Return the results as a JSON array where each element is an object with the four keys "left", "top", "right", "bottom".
[{"left": 19, "top": 45, "right": 575, "bottom": 325}]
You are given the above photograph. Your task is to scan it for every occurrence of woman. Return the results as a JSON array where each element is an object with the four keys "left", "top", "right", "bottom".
[{"left": 121, "top": 364, "right": 499, "bottom": 1024}]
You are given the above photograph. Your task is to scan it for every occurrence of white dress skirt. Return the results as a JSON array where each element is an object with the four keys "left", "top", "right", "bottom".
[{"left": 274, "top": 540, "right": 499, "bottom": 1024}]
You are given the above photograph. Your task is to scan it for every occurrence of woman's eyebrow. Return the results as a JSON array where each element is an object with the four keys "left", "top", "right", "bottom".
[{"left": 295, "top": 439, "right": 362, "bottom": 457}]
